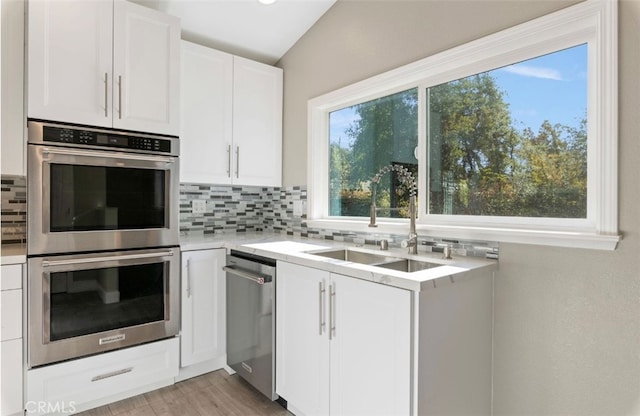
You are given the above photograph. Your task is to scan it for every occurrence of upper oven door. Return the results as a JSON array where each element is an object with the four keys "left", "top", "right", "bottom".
[{"left": 28, "top": 144, "right": 180, "bottom": 255}]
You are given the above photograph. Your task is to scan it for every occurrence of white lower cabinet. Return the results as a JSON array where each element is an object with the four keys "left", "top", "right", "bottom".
[
  {"left": 26, "top": 338, "right": 178, "bottom": 415},
  {"left": 1, "top": 264, "right": 24, "bottom": 416},
  {"left": 1, "top": 338, "right": 22, "bottom": 416},
  {"left": 276, "top": 261, "right": 411, "bottom": 416},
  {"left": 178, "top": 249, "right": 226, "bottom": 380}
]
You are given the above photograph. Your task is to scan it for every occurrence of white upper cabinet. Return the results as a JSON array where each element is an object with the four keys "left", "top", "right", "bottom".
[
  {"left": 232, "top": 56, "right": 283, "bottom": 187},
  {"left": 180, "top": 42, "right": 282, "bottom": 186},
  {"left": 180, "top": 41, "right": 234, "bottom": 184},
  {"left": 28, "top": 0, "right": 180, "bottom": 136},
  {"left": 112, "top": 1, "right": 180, "bottom": 134},
  {"left": 1, "top": 0, "right": 26, "bottom": 175}
]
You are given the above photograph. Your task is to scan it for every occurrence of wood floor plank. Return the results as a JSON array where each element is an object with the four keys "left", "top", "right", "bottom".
[
  {"left": 77, "top": 405, "right": 114, "bottom": 416},
  {"left": 76, "top": 370, "right": 289, "bottom": 416},
  {"left": 118, "top": 403, "right": 156, "bottom": 416},
  {"left": 108, "top": 394, "right": 150, "bottom": 415}
]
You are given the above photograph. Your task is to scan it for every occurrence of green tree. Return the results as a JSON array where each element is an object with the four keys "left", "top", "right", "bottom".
[
  {"left": 333, "top": 72, "right": 587, "bottom": 220},
  {"left": 428, "top": 73, "right": 520, "bottom": 215},
  {"left": 340, "top": 89, "right": 418, "bottom": 216},
  {"left": 515, "top": 119, "right": 587, "bottom": 218}
]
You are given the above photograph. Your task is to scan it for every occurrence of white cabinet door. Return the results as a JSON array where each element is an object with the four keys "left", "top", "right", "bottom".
[
  {"left": 276, "top": 262, "right": 330, "bottom": 416},
  {"left": 276, "top": 262, "right": 411, "bottom": 416},
  {"left": 232, "top": 56, "right": 283, "bottom": 187},
  {"left": 112, "top": 0, "right": 180, "bottom": 136},
  {"left": 1, "top": 338, "right": 23, "bottom": 416},
  {"left": 180, "top": 249, "right": 226, "bottom": 367},
  {"left": 28, "top": 0, "right": 113, "bottom": 128},
  {"left": 1, "top": 289, "right": 22, "bottom": 342},
  {"left": 1, "top": 0, "right": 25, "bottom": 176},
  {"left": 180, "top": 41, "right": 234, "bottom": 184},
  {"left": 0, "top": 264, "right": 23, "bottom": 416},
  {"left": 329, "top": 273, "right": 411, "bottom": 416}
]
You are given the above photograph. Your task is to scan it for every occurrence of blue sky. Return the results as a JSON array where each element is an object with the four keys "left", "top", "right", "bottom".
[
  {"left": 493, "top": 43, "right": 588, "bottom": 133},
  {"left": 330, "top": 43, "right": 588, "bottom": 147}
]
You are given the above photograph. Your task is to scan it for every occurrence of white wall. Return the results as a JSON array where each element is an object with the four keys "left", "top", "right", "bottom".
[{"left": 277, "top": 0, "right": 640, "bottom": 414}]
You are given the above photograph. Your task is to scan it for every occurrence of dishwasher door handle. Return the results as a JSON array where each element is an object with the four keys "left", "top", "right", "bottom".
[{"left": 223, "top": 265, "right": 266, "bottom": 285}]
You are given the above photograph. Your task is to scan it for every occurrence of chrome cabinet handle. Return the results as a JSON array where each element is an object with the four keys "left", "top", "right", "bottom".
[
  {"left": 329, "top": 284, "right": 336, "bottom": 340},
  {"left": 186, "top": 259, "right": 192, "bottom": 298},
  {"left": 118, "top": 75, "right": 122, "bottom": 119},
  {"left": 91, "top": 367, "right": 133, "bottom": 382},
  {"left": 319, "top": 281, "right": 326, "bottom": 335},
  {"left": 235, "top": 146, "right": 240, "bottom": 178},
  {"left": 226, "top": 144, "right": 231, "bottom": 177},
  {"left": 42, "top": 251, "right": 174, "bottom": 267},
  {"left": 104, "top": 72, "right": 109, "bottom": 117},
  {"left": 223, "top": 266, "right": 266, "bottom": 285}
]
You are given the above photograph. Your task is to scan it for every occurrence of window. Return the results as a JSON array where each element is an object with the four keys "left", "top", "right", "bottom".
[
  {"left": 307, "top": 0, "right": 618, "bottom": 250},
  {"left": 329, "top": 89, "right": 418, "bottom": 218},
  {"left": 427, "top": 45, "right": 587, "bottom": 219}
]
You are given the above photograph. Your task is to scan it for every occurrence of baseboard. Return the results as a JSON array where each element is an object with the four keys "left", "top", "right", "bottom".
[{"left": 175, "top": 355, "right": 227, "bottom": 382}]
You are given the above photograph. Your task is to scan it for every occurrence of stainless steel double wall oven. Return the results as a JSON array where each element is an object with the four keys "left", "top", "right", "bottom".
[{"left": 27, "top": 121, "right": 181, "bottom": 367}]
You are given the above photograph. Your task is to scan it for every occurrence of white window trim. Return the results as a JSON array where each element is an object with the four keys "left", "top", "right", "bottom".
[{"left": 307, "top": 0, "right": 619, "bottom": 250}]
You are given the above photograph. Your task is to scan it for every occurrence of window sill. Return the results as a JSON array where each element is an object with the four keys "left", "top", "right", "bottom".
[{"left": 305, "top": 219, "right": 621, "bottom": 251}]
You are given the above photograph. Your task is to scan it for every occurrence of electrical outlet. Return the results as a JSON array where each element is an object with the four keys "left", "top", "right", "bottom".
[
  {"left": 293, "top": 200, "right": 304, "bottom": 216},
  {"left": 192, "top": 199, "right": 206, "bottom": 214}
]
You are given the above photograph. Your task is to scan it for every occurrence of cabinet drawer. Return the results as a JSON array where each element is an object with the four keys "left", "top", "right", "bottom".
[
  {"left": 27, "top": 338, "right": 178, "bottom": 415},
  {"left": 1, "top": 289, "right": 22, "bottom": 341},
  {"left": 1, "top": 264, "right": 22, "bottom": 290}
]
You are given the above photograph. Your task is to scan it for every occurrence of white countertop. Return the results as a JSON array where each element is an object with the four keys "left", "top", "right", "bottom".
[
  {"left": 0, "top": 244, "right": 26, "bottom": 265},
  {"left": 181, "top": 232, "right": 497, "bottom": 292},
  {"left": 0, "top": 233, "right": 496, "bottom": 290}
]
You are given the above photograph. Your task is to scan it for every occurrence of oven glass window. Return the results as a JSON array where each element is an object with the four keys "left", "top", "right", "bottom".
[
  {"left": 49, "top": 164, "right": 166, "bottom": 232},
  {"left": 48, "top": 262, "right": 166, "bottom": 341}
]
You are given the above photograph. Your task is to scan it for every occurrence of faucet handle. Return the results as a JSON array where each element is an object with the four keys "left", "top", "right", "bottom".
[
  {"left": 442, "top": 244, "right": 453, "bottom": 260},
  {"left": 400, "top": 239, "right": 416, "bottom": 248}
]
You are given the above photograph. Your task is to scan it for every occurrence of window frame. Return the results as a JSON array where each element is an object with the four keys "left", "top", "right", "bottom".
[{"left": 307, "top": 0, "right": 619, "bottom": 250}]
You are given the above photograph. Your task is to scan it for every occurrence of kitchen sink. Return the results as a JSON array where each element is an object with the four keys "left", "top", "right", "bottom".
[
  {"left": 306, "top": 248, "right": 444, "bottom": 273},
  {"left": 374, "top": 258, "right": 441, "bottom": 273},
  {"left": 308, "top": 248, "right": 398, "bottom": 265}
]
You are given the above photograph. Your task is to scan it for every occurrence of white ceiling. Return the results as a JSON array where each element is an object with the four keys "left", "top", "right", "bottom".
[{"left": 132, "top": 0, "right": 336, "bottom": 64}]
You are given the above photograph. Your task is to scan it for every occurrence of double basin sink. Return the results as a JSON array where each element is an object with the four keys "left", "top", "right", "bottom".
[{"left": 305, "top": 248, "right": 442, "bottom": 273}]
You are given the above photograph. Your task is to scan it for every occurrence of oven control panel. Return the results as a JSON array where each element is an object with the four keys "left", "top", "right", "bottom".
[{"left": 40, "top": 125, "right": 174, "bottom": 154}]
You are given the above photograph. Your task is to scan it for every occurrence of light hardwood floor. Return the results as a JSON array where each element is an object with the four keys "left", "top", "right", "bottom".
[{"left": 78, "top": 370, "right": 289, "bottom": 416}]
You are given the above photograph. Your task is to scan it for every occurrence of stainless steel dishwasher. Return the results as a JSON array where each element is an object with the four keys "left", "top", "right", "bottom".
[{"left": 224, "top": 250, "right": 278, "bottom": 401}]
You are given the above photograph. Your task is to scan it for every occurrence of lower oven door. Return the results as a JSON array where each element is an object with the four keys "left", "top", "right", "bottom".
[{"left": 28, "top": 247, "right": 180, "bottom": 368}]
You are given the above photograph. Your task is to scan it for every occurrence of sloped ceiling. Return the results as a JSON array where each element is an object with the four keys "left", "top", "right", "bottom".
[{"left": 133, "top": 0, "right": 336, "bottom": 64}]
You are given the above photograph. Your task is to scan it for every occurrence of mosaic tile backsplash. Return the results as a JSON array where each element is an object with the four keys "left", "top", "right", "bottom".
[
  {"left": 0, "top": 176, "right": 498, "bottom": 259},
  {"left": 1, "top": 175, "right": 27, "bottom": 244},
  {"left": 180, "top": 183, "right": 499, "bottom": 259}
]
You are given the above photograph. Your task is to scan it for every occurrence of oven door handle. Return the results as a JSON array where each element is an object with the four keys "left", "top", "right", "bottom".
[
  {"left": 41, "top": 146, "right": 176, "bottom": 164},
  {"left": 223, "top": 266, "right": 267, "bottom": 285},
  {"left": 42, "top": 251, "right": 174, "bottom": 267}
]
